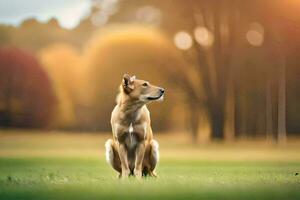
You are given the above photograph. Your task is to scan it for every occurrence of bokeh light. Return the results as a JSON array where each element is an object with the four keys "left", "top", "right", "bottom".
[
  {"left": 91, "top": 0, "right": 119, "bottom": 26},
  {"left": 194, "top": 26, "right": 214, "bottom": 48},
  {"left": 136, "top": 5, "right": 161, "bottom": 25},
  {"left": 174, "top": 31, "right": 193, "bottom": 50},
  {"left": 246, "top": 22, "right": 264, "bottom": 47}
]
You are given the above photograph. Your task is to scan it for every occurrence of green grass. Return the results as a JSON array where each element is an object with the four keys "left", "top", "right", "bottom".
[{"left": 0, "top": 131, "right": 299, "bottom": 200}]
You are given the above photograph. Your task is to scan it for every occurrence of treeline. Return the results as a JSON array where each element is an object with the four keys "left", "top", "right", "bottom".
[
  {"left": 0, "top": 0, "right": 299, "bottom": 141},
  {"left": 0, "top": 26, "right": 184, "bottom": 131}
]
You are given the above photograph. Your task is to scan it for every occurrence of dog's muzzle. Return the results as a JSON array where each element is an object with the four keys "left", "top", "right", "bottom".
[{"left": 147, "top": 88, "right": 165, "bottom": 100}]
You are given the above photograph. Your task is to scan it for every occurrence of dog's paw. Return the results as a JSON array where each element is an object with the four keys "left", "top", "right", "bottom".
[
  {"left": 120, "top": 169, "right": 130, "bottom": 179},
  {"left": 149, "top": 171, "right": 158, "bottom": 178},
  {"left": 134, "top": 169, "right": 142, "bottom": 179}
]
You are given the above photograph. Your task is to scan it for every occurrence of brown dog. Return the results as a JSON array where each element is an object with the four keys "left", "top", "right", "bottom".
[{"left": 105, "top": 74, "right": 164, "bottom": 179}]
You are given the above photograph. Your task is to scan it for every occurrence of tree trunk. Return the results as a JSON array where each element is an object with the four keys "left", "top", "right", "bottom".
[
  {"left": 209, "top": 105, "right": 225, "bottom": 140},
  {"left": 266, "top": 73, "right": 274, "bottom": 142},
  {"left": 189, "top": 105, "right": 200, "bottom": 143},
  {"left": 224, "top": 77, "right": 235, "bottom": 141},
  {"left": 277, "top": 54, "right": 287, "bottom": 144}
]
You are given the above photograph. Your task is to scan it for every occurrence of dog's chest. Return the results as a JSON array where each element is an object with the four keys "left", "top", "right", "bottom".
[
  {"left": 125, "top": 123, "right": 137, "bottom": 149},
  {"left": 115, "top": 122, "right": 146, "bottom": 149}
]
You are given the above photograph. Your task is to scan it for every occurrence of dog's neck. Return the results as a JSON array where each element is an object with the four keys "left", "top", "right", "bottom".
[{"left": 118, "top": 95, "right": 145, "bottom": 124}]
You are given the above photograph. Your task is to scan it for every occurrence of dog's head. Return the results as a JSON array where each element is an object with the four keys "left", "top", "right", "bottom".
[{"left": 121, "top": 74, "right": 165, "bottom": 103}]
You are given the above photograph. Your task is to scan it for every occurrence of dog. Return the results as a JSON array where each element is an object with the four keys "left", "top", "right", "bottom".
[{"left": 105, "top": 74, "right": 164, "bottom": 179}]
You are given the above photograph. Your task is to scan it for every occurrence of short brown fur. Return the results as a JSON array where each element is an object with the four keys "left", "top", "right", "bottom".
[{"left": 105, "top": 74, "right": 164, "bottom": 179}]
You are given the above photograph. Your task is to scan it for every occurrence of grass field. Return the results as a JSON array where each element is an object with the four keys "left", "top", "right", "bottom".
[{"left": 0, "top": 130, "right": 299, "bottom": 200}]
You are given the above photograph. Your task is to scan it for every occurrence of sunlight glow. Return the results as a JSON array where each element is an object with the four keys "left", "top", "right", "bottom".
[
  {"left": 91, "top": 0, "right": 119, "bottom": 26},
  {"left": 246, "top": 22, "right": 264, "bottom": 47},
  {"left": 136, "top": 5, "right": 161, "bottom": 25},
  {"left": 174, "top": 31, "right": 193, "bottom": 50},
  {"left": 194, "top": 26, "right": 214, "bottom": 48}
]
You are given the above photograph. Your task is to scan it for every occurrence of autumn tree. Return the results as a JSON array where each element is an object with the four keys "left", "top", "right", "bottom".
[
  {"left": 38, "top": 43, "right": 89, "bottom": 129},
  {"left": 261, "top": 0, "right": 300, "bottom": 143},
  {"left": 0, "top": 47, "right": 56, "bottom": 128},
  {"left": 164, "top": 0, "right": 245, "bottom": 140},
  {"left": 84, "top": 25, "right": 186, "bottom": 131}
]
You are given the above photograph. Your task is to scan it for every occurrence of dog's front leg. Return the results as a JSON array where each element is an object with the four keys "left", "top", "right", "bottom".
[
  {"left": 134, "top": 141, "right": 146, "bottom": 178},
  {"left": 118, "top": 143, "right": 130, "bottom": 178}
]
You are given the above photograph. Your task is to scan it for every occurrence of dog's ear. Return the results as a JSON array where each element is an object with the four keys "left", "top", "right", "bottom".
[{"left": 123, "top": 74, "right": 135, "bottom": 93}]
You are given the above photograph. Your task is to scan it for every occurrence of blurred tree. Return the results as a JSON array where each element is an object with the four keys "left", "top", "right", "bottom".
[
  {"left": 0, "top": 17, "right": 94, "bottom": 53},
  {"left": 167, "top": 0, "right": 244, "bottom": 140},
  {"left": 0, "top": 25, "right": 13, "bottom": 46},
  {"left": 261, "top": 0, "right": 300, "bottom": 142},
  {"left": 84, "top": 25, "right": 185, "bottom": 131},
  {"left": 0, "top": 47, "right": 56, "bottom": 128},
  {"left": 38, "top": 44, "right": 89, "bottom": 129}
]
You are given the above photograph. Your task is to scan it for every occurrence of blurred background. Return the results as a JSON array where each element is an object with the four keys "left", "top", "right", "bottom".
[{"left": 0, "top": 0, "right": 299, "bottom": 143}]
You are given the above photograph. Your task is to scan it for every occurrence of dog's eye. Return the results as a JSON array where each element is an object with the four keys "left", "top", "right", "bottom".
[{"left": 142, "top": 82, "right": 148, "bottom": 87}]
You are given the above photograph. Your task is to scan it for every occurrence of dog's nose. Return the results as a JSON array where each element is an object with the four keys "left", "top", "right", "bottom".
[{"left": 160, "top": 88, "right": 165, "bottom": 94}]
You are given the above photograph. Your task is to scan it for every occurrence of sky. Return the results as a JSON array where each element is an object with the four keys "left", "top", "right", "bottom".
[{"left": 0, "top": 0, "right": 91, "bottom": 29}]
